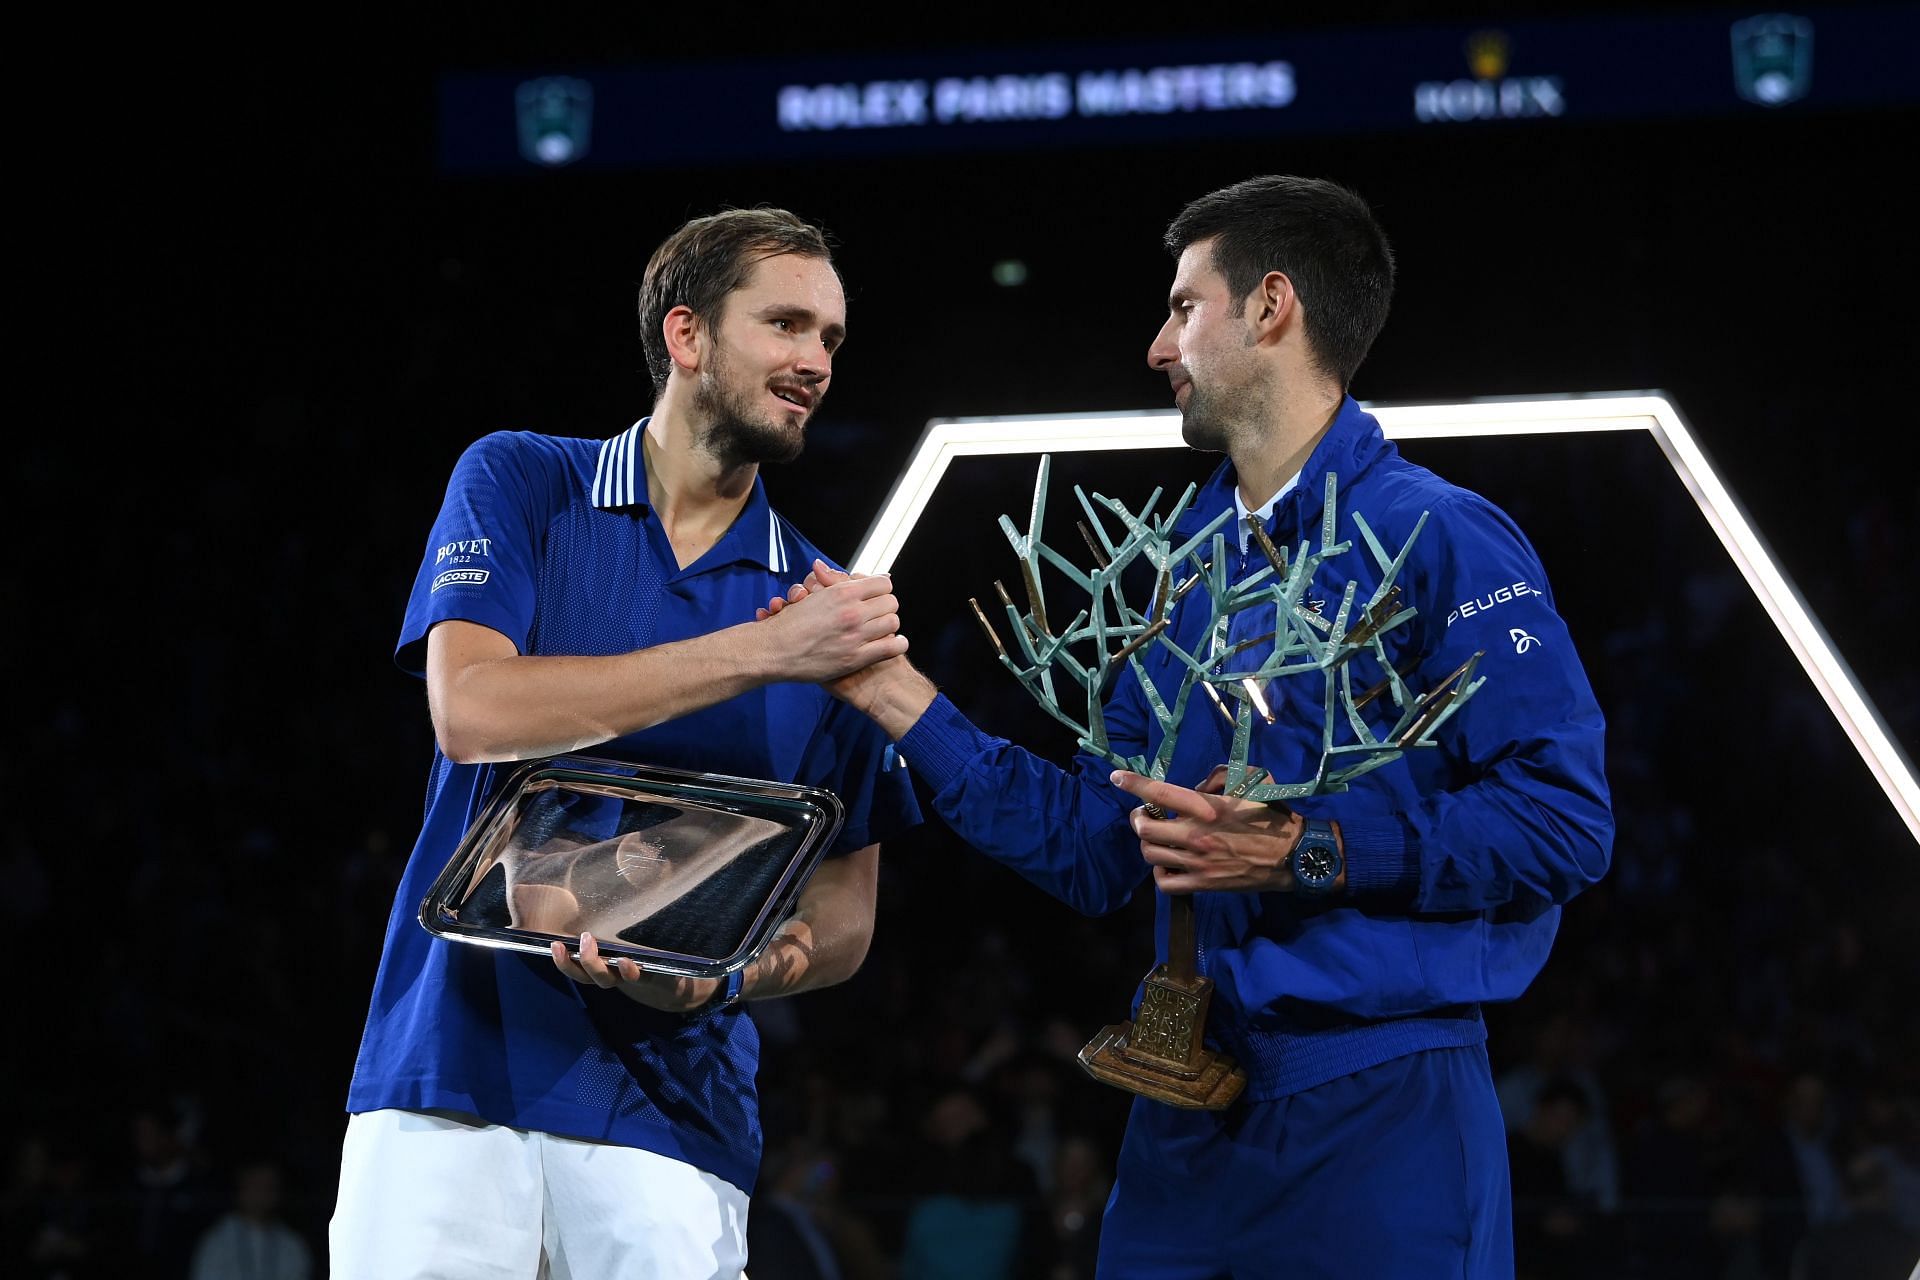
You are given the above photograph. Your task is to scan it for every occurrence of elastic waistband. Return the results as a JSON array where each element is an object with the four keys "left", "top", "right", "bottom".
[{"left": 1230, "top": 1005, "right": 1487, "bottom": 1100}]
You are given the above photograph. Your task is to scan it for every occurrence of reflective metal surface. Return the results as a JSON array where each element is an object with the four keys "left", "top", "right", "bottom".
[{"left": 420, "top": 756, "right": 844, "bottom": 978}]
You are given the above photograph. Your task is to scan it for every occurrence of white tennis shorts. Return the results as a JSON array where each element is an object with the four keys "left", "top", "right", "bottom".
[{"left": 329, "top": 1108, "right": 749, "bottom": 1279}]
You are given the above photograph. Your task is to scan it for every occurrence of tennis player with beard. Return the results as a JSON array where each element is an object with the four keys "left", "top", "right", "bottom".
[{"left": 331, "top": 208, "right": 920, "bottom": 1279}]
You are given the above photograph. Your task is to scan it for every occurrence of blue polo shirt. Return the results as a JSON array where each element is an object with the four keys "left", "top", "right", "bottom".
[{"left": 347, "top": 420, "right": 920, "bottom": 1194}]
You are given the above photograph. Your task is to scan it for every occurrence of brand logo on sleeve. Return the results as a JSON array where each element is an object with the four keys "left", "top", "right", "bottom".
[
  {"left": 436, "top": 538, "right": 494, "bottom": 563},
  {"left": 1510, "top": 628, "right": 1541, "bottom": 654},
  {"left": 431, "top": 568, "right": 491, "bottom": 592},
  {"left": 432, "top": 535, "right": 495, "bottom": 590},
  {"left": 1446, "top": 580, "right": 1536, "bottom": 627}
]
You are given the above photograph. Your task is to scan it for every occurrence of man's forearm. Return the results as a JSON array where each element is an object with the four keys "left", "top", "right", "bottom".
[
  {"left": 832, "top": 657, "right": 940, "bottom": 741},
  {"left": 740, "top": 845, "right": 878, "bottom": 1000},
  {"left": 432, "top": 623, "right": 777, "bottom": 763},
  {"left": 435, "top": 569, "right": 905, "bottom": 764}
]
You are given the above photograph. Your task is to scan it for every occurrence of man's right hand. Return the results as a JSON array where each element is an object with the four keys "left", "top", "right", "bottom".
[
  {"left": 755, "top": 565, "right": 909, "bottom": 682},
  {"left": 759, "top": 562, "right": 938, "bottom": 737}
]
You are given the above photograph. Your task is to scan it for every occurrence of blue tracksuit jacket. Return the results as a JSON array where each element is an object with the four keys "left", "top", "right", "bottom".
[{"left": 897, "top": 396, "right": 1614, "bottom": 1099}]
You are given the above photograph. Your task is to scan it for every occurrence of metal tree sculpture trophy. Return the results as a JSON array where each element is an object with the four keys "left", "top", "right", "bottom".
[{"left": 969, "top": 457, "right": 1485, "bottom": 1109}]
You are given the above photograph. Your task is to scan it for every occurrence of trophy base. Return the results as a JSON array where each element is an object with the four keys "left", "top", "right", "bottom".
[{"left": 1077, "top": 1021, "right": 1247, "bottom": 1110}]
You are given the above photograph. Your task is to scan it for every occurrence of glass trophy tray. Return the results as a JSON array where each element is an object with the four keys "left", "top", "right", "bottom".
[{"left": 419, "top": 755, "right": 844, "bottom": 979}]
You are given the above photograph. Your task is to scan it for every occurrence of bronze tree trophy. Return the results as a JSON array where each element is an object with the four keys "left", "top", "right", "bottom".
[{"left": 969, "top": 457, "right": 1483, "bottom": 1109}]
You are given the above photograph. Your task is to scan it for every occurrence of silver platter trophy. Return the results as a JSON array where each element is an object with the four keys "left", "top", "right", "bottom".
[{"left": 419, "top": 756, "right": 845, "bottom": 979}]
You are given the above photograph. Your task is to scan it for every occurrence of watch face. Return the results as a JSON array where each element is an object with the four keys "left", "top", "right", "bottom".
[{"left": 1296, "top": 844, "right": 1338, "bottom": 883}]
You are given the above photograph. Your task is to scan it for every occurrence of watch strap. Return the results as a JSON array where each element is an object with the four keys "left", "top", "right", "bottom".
[{"left": 1291, "top": 817, "right": 1343, "bottom": 896}]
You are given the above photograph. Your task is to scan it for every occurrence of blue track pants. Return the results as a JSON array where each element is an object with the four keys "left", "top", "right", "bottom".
[{"left": 1095, "top": 1044, "right": 1513, "bottom": 1279}]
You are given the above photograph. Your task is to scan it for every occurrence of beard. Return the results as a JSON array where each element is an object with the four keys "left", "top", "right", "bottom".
[
  {"left": 1179, "top": 378, "right": 1252, "bottom": 454},
  {"left": 692, "top": 345, "right": 809, "bottom": 469},
  {"left": 1176, "top": 355, "right": 1265, "bottom": 455},
  {"left": 1179, "top": 382, "right": 1233, "bottom": 453}
]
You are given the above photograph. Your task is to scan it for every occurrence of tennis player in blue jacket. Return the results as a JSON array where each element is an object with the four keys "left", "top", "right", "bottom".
[{"left": 773, "top": 175, "right": 1613, "bottom": 1278}]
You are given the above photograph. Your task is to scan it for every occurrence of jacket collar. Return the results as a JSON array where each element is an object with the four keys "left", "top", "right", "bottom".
[{"left": 1174, "top": 395, "right": 1396, "bottom": 539}]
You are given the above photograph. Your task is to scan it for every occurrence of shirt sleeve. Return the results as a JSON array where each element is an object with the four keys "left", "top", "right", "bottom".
[
  {"left": 1306, "top": 491, "right": 1614, "bottom": 913},
  {"left": 800, "top": 697, "right": 922, "bottom": 856},
  {"left": 395, "top": 432, "right": 550, "bottom": 677},
  {"left": 894, "top": 661, "right": 1152, "bottom": 917}
]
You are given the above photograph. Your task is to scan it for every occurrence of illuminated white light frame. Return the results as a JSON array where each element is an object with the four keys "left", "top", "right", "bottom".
[{"left": 851, "top": 391, "right": 1920, "bottom": 845}]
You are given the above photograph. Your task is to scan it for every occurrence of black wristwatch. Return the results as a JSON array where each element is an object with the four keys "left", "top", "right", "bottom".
[{"left": 1289, "top": 817, "right": 1343, "bottom": 896}]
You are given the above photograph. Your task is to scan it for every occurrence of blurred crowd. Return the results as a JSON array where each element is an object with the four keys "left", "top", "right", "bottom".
[
  {"left": 11, "top": 417, "right": 1918, "bottom": 1279},
  {"left": 7, "top": 826, "right": 1916, "bottom": 1279},
  {"left": 11, "top": 583, "right": 1918, "bottom": 1280}
]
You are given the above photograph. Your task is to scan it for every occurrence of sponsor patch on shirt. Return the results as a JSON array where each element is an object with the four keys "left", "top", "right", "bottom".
[
  {"left": 432, "top": 534, "right": 495, "bottom": 591},
  {"left": 436, "top": 537, "right": 494, "bottom": 563},
  {"left": 1446, "top": 580, "right": 1535, "bottom": 627},
  {"left": 432, "top": 568, "right": 491, "bottom": 592}
]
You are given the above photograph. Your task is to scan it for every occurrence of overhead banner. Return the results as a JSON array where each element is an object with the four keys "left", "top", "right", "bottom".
[{"left": 438, "top": 6, "right": 1918, "bottom": 173}]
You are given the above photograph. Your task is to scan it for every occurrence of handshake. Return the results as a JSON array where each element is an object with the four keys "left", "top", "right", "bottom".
[{"left": 749, "top": 560, "right": 933, "bottom": 730}]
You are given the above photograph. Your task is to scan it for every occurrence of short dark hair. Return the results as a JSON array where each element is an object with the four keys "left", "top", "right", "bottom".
[
  {"left": 638, "top": 208, "right": 837, "bottom": 396},
  {"left": 1164, "top": 176, "right": 1394, "bottom": 388}
]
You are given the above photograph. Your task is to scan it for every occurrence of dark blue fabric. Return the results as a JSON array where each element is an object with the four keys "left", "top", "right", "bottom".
[
  {"left": 348, "top": 425, "right": 920, "bottom": 1194},
  {"left": 896, "top": 396, "right": 1612, "bottom": 1099},
  {"left": 1096, "top": 1045, "right": 1514, "bottom": 1279}
]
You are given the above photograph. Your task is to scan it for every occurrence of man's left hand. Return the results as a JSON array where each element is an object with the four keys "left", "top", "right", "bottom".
[
  {"left": 550, "top": 932, "right": 722, "bottom": 1012},
  {"left": 1110, "top": 766, "right": 1306, "bottom": 894}
]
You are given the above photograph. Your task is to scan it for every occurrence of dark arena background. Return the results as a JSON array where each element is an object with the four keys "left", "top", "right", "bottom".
[{"left": 15, "top": 5, "right": 1920, "bottom": 1278}]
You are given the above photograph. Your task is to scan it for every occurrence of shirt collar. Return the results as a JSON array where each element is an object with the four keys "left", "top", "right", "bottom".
[
  {"left": 591, "top": 420, "right": 649, "bottom": 511},
  {"left": 1233, "top": 471, "right": 1300, "bottom": 552},
  {"left": 590, "top": 418, "right": 790, "bottom": 575},
  {"left": 1176, "top": 395, "right": 1394, "bottom": 539}
]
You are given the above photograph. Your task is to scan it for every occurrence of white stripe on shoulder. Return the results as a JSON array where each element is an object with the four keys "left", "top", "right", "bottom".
[
  {"left": 627, "top": 424, "right": 642, "bottom": 506},
  {"left": 619, "top": 426, "right": 636, "bottom": 507},
  {"left": 590, "top": 436, "right": 611, "bottom": 507},
  {"left": 612, "top": 429, "right": 627, "bottom": 507}
]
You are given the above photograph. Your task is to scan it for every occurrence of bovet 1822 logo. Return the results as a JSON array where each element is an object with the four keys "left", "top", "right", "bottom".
[
  {"left": 432, "top": 535, "right": 494, "bottom": 591},
  {"left": 436, "top": 537, "right": 493, "bottom": 564}
]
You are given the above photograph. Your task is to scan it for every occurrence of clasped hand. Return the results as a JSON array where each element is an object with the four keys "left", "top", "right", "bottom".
[
  {"left": 1109, "top": 766, "right": 1306, "bottom": 894},
  {"left": 758, "top": 561, "right": 910, "bottom": 703},
  {"left": 755, "top": 563, "right": 907, "bottom": 682}
]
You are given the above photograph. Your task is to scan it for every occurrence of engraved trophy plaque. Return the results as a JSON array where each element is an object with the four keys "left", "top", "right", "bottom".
[
  {"left": 420, "top": 757, "right": 844, "bottom": 980},
  {"left": 972, "top": 457, "right": 1483, "bottom": 1108}
]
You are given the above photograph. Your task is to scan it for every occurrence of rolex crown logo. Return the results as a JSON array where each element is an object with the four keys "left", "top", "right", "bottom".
[{"left": 1466, "top": 30, "right": 1511, "bottom": 81}]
